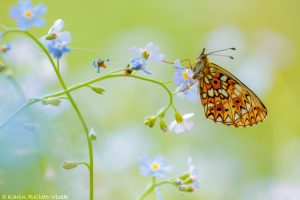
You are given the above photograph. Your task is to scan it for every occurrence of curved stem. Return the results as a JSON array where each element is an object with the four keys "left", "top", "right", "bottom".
[
  {"left": 139, "top": 179, "right": 174, "bottom": 200},
  {"left": 2, "top": 29, "right": 94, "bottom": 200}
]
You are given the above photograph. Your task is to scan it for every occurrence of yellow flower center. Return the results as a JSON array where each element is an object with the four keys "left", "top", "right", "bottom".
[
  {"left": 182, "top": 71, "right": 189, "bottom": 80},
  {"left": 142, "top": 50, "right": 150, "bottom": 60},
  {"left": 151, "top": 163, "right": 160, "bottom": 170},
  {"left": 24, "top": 10, "right": 33, "bottom": 19}
]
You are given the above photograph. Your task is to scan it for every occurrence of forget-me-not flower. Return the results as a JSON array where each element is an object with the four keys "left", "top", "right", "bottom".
[
  {"left": 139, "top": 155, "right": 171, "bottom": 178},
  {"left": 10, "top": 0, "right": 47, "bottom": 30},
  {"left": 169, "top": 113, "right": 194, "bottom": 134},
  {"left": 130, "top": 42, "right": 165, "bottom": 62},
  {"left": 130, "top": 58, "right": 152, "bottom": 74},
  {"left": 40, "top": 19, "right": 71, "bottom": 44},
  {"left": 47, "top": 40, "right": 70, "bottom": 59}
]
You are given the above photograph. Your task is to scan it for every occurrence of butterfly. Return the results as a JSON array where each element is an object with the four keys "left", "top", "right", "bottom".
[{"left": 191, "top": 48, "right": 268, "bottom": 127}]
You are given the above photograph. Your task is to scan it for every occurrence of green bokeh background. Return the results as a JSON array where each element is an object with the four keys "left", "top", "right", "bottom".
[{"left": 0, "top": 0, "right": 300, "bottom": 199}]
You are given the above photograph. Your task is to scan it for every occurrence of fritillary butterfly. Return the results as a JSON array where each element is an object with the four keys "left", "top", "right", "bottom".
[{"left": 192, "top": 48, "right": 268, "bottom": 127}]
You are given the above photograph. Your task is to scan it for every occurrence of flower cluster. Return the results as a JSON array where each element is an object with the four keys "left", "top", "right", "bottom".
[
  {"left": 41, "top": 19, "right": 71, "bottom": 59},
  {"left": 139, "top": 155, "right": 200, "bottom": 199}
]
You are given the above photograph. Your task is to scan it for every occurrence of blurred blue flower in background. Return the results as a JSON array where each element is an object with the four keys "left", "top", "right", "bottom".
[
  {"left": 9, "top": 0, "right": 47, "bottom": 30},
  {"left": 130, "top": 58, "right": 152, "bottom": 74},
  {"left": 139, "top": 155, "right": 171, "bottom": 178},
  {"left": 130, "top": 42, "right": 165, "bottom": 62}
]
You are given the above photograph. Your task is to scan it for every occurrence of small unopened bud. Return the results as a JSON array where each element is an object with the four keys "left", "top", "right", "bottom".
[
  {"left": 179, "top": 173, "right": 190, "bottom": 180},
  {"left": 89, "top": 85, "right": 105, "bottom": 94},
  {"left": 42, "top": 97, "right": 61, "bottom": 106},
  {"left": 144, "top": 116, "right": 157, "bottom": 128},
  {"left": 159, "top": 120, "right": 168, "bottom": 132},
  {"left": 175, "top": 179, "right": 184, "bottom": 185},
  {"left": 89, "top": 128, "right": 97, "bottom": 140},
  {"left": 63, "top": 161, "right": 78, "bottom": 170},
  {"left": 183, "top": 177, "right": 194, "bottom": 185}
]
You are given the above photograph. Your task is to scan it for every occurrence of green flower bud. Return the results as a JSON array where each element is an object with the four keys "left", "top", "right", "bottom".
[
  {"left": 159, "top": 120, "right": 168, "bottom": 132},
  {"left": 89, "top": 128, "right": 97, "bottom": 140},
  {"left": 179, "top": 173, "right": 190, "bottom": 181},
  {"left": 63, "top": 161, "right": 78, "bottom": 170},
  {"left": 175, "top": 112, "right": 183, "bottom": 123},
  {"left": 89, "top": 85, "right": 105, "bottom": 94},
  {"left": 183, "top": 177, "right": 194, "bottom": 185},
  {"left": 42, "top": 98, "right": 61, "bottom": 106},
  {"left": 144, "top": 115, "right": 157, "bottom": 128}
]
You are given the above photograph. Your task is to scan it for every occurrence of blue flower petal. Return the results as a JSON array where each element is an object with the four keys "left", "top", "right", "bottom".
[
  {"left": 33, "top": 3, "right": 47, "bottom": 16},
  {"left": 31, "top": 17, "right": 45, "bottom": 27}
]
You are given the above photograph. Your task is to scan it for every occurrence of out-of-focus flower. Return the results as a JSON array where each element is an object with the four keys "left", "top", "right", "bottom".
[
  {"left": 0, "top": 32, "right": 2, "bottom": 40},
  {"left": 169, "top": 112, "right": 194, "bottom": 134},
  {"left": 175, "top": 84, "right": 198, "bottom": 103},
  {"left": 92, "top": 58, "right": 109, "bottom": 73},
  {"left": 139, "top": 155, "right": 171, "bottom": 178},
  {"left": 47, "top": 40, "right": 70, "bottom": 59},
  {"left": 40, "top": 19, "right": 71, "bottom": 44},
  {"left": 130, "top": 42, "right": 165, "bottom": 62},
  {"left": 0, "top": 43, "right": 12, "bottom": 53},
  {"left": 9, "top": 0, "right": 47, "bottom": 30},
  {"left": 89, "top": 128, "right": 97, "bottom": 140},
  {"left": 130, "top": 58, "right": 152, "bottom": 74},
  {"left": 176, "top": 158, "right": 200, "bottom": 192}
]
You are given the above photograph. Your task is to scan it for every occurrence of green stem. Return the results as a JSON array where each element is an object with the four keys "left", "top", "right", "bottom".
[
  {"left": 139, "top": 179, "right": 174, "bottom": 200},
  {"left": 2, "top": 29, "right": 94, "bottom": 200},
  {"left": 0, "top": 98, "right": 39, "bottom": 129}
]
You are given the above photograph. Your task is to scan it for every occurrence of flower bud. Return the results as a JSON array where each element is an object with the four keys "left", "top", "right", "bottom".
[
  {"left": 159, "top": 120, "right": 168, "bottom": 132},
  {"left": 63, "top": 161, "right": 78, "bottom": 170},
  {"left": 42, "top": 97, "right": 61, "bottom": 106},
  {"left": 123, "top": 69, "right": 132, "bottom": 76},
  {"left": 175, "top": 112, "right": 183, "bottom": 123},
  {"left": 183, "top": 177, "right": 194, "bottom": 185},
  {"left": 89, "top": 128, "right": 97, "bottom": 140},
  {"left": 144, "top": 115, "right": 157, "bottom": 128},
  {"left": 89, "top": 86, "right": 105, "bottom": 94},
  {"left": 179, "top": 173, "right": 190, "bottom": 180}
]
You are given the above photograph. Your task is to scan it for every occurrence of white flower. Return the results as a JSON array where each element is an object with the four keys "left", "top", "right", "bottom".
[
  {"left": 130, "top": 42, "right": 165, "bottom": 62},
  {"left": 169, "top": 113, "right": 194, "bottom": 134},
  {"left": 88, "top": 128, "right": 97, "bottom": 140},
  {"left": 40, "top": 19, "right": 71, "bottom": 44}
]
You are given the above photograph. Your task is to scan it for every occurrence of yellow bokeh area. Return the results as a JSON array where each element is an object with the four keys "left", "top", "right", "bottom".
[{"left": 0, "top": 0, "right": 300, "bottom": 199}]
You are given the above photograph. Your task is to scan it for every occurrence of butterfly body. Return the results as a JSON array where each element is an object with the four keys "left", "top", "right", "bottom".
[{"left": 192, "top": 48, "right": 267, "bottom": 127}]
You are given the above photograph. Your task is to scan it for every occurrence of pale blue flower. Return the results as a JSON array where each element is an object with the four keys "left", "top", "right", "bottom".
[
  {"left": 176, "top": 83, "right": 198, "bottom": 103},
  {"left": 92, "top": 58, "right": 109, "bottom": 73},
  {"left": 130, "top": 58, "right": 152, "bottom": 74},
  {"left": 139, "top": 155, "right": 171, "bottom": 178},
  {"left": 40, "top": 19, "right": 71, "bottom": 45},
  {"left": 10, "top": 0, "right": 47, "bottom": 30},
  {"left": 47, "top": 40, "right": 70, "bottom": 59},
  {"left": 169, "top": 113, "right": 194, "bottom": 134},
  {"left": 130, "top": 42, "right": 165, "bottom": 62},
  {"left": 173, "top": 59, "right": 194, "bottom": 87},
  {"left": 0, "top": 32, "right": 2, "bottom": 40}
]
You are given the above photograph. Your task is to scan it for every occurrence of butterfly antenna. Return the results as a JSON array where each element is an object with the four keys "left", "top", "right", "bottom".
[
  {"left": 207, "top": 47, "right": 236, "bottom": 55},
  {"left": 210, "top": 53, "right": 234, "bottom": 60}
]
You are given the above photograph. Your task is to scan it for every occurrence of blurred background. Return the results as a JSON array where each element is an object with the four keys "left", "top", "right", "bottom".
[{"left": 0, "top": 0, "right": 300, "bottom": 199}]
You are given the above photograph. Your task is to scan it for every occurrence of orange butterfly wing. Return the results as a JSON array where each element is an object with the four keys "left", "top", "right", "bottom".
[{"left": 199, "top": 62, "right": 267, "bottom": 127}]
